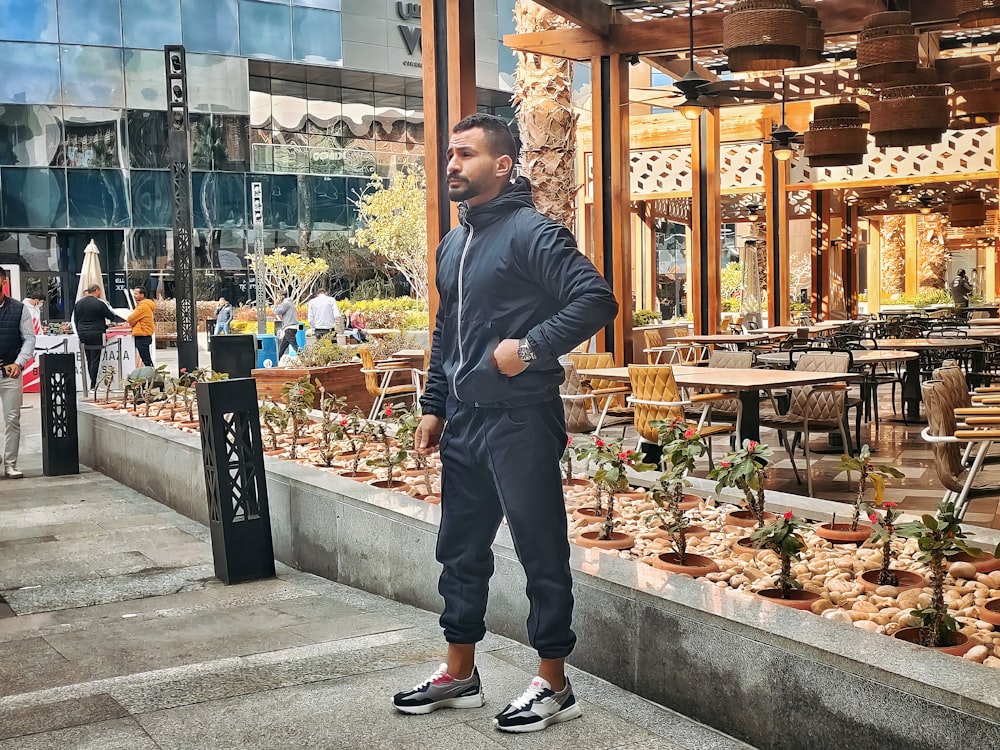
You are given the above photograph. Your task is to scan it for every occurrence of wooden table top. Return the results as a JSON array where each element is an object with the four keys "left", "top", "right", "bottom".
[
  {"left": 393, "top": 349, "right": 427, "bottom": 357},
  {"left": 957, "top": 327, "right": 1000, "bottom": 338},
  {"left": 877, "top": 338, "right": 983, "bottom": 350},
  {"left": 756, "top": 349, "right": 918, "bottom": 367},
  {"left": 578, "top": 365, "right": 861, "bottom": 390},
  {"left": 665, "top": 333, "right": 772, "bottom": 345},
  {"left": 968, "top": 318, "right": 1000, "bottom": 326}
]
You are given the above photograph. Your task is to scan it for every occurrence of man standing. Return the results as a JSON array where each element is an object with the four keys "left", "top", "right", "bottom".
[
  {"left": 214, "top": 297, "right": 233, "bottom": 335},
  {"left": 0, "top": 266, "right": 36, "bottom": 478},
  {"left": 307, "top": 288, "right": 341, "bottom": 340},
  {"left": 392, "top": 114, "right": 618, "bottom": 733},
  {"left": 73, "top": 284, "right": 126, "bottom": 392},
  {"left": 272, "top": 293, "right": 299, "bottom": 359},
  {"left": 951, "top": 269, "right": 974, "bottom": 307},
  {"left": 21, "top": 293, "right": 44, "bottom": 327},
  {"left": 127, "top": 287, "right": 156, "bottom": 367}
]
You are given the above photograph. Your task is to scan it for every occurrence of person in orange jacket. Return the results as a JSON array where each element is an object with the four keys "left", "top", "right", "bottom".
[{"left": 127, "top": 286, "right": 156, "bottom": 367}]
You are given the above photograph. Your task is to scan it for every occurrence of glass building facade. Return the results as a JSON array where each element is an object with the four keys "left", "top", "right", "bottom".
[{"left": 0, "top": 0, "right": 513, "bottom": 319}]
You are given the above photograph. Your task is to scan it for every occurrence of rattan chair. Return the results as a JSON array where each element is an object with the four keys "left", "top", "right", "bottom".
[
  {"left": 568, "top": 352, "right": 632, "bottom": 432},
  {"left": 358, "top": 346, "right": 419, "bottom": 419},
  {"left": 681, "top": 350, "right": 753, "bottom": 438}
]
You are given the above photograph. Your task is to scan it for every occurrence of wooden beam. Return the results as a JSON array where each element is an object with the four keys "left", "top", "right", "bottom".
[
  {"left": 765, "top": 141, "right": 791, "bottom": 326},
  {"left": 691, "top": 109, "right": 722, "bottom": 335},
  {"left": 531, "top": 0, "right": 616, "bottom": 38}
]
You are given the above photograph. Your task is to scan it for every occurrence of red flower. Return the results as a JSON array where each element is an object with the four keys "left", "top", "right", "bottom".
[
  {"left": 748, "top": 440, "right": 758, "bottom": 450},
  {"left": 339, "top": 418, "right": 348, "bottom": 427},
  {"left": 886, "top": 524, "right": 895, "bottom": 533},
  {"left": 883, "top": 501, "right": 897, "bottom": 508},
  {"left": 595, "top": 438, "right": 605, "bottom": 448},
  {"left": 868, "top": 512, "right": 878, "bottom": 524},
  {"left": 618, "top": 451, "right": 628, "bottom": 461},
  {"left": 719, "top": 461, "right": 730, "bottom": 468},
  {"left": 385, "top": 405, "right": 393, "bottom": 417},
  {"left": 180, "top": 368, "right": 187, "bottom": 373},
  {"left": 567, "top": 436, "right": 573, "bottom": 446},
  {"left": 684, "top": 429, "right": 695, "bottom": 439},
  {"left": 783, "top": 510, "right": 793, "bottom": 520}
]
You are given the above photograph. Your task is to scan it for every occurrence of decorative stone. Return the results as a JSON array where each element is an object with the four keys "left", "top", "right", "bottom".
[
  {"left": 950, "top": 561, "right": 979, "bottom": 580},
  {"left": 964, "top": 645, "right": 990, "bottom": 663},
  {"left": 822, "top": 609, "right": 853, "bottom": 624}
]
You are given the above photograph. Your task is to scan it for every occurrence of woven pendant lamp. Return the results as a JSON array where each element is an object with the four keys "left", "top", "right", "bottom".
[
  {"left": 870, "top": 69, "right": 949, "bottom": 148},
  {"left": 950, "top": 194, "right": 988, "bottom": 227},
  {"left": 798, "top": 5, "right": 825, "bottom": 67},
  {"left": 957, "top": 0, "right": 1000, "bottom": 28},
  {"left": 951, "top": 62, "right": 1000, "bottom": 125},
  {"left": 723, "top": 0, "right": 808, "bottom": 73},
  {"left": 856, "top": 11, "right": 918, "bottom": 85},
  {"left": 803, "top": 102, "right": 868, "bottom": 167}
]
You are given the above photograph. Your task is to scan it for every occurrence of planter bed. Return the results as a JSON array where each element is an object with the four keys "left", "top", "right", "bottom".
[
  {"left": 79, "top": 403, "right": 1000, "bottom": 750},
  {"left": 251, "top": 363, "right": 375, "bottom": 412}
]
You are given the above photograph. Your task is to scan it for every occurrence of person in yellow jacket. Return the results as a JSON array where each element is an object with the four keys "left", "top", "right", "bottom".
[{"left": 127, "top": 286, "right": 156, "bottom": 367}]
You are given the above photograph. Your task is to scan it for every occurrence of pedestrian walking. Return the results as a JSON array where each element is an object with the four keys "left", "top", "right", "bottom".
[
  {"left": 307, "top": 288, "right": 341, "bottom": 340},
  {"left": 127, "top": 287, "right": 156, "bottom": 367},
  {"left": 272, "top": 293, "right": 299, "bottom": 359},
  {"left": 0, "top": 266, "right": 36, "bottom": 478}
]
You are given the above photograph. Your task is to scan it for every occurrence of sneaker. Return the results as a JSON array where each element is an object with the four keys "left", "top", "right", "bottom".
[
  {"left": 493, "top": 676, "right": 582, "bottom": 733},
  {"left": 3, "top": 466, "right": 22, "bottom": 479},
  {"left": 392, "top": 663, "right": 485, "bottom": 715}
]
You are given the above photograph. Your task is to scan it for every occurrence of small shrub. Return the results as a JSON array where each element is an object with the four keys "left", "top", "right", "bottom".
[
  {"left": 295, "top": 338, "right": 358, "bottom": 367},
  {"left": 632, "top": 309, "right": 660, "bottom": 327}
]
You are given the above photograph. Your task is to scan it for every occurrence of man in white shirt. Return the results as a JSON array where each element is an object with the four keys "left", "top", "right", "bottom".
[
  {"left": 21, "top": 293, "right": 43, "bottom": 327},
  {"left": 0, "top": 267, "right": 37, "bottom": 478},
  {"left": 307, "top": 288, "right": 342, "bottom": 341}
]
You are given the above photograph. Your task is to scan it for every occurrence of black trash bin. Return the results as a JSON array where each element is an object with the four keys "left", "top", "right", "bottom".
[
  {"left": 209, "top": 334, "right": 256, "bottom": 378},
  {"left": 206, "top": 318, "right": 217, "bottom": 339}
]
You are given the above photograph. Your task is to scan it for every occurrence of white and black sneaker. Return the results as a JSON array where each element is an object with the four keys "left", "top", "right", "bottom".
[
  {"left": 392, "top": 663, "right": 485, "bottom": 715},
  {"left": 493, "top": 675, "right": 582, "bottom": 733}
]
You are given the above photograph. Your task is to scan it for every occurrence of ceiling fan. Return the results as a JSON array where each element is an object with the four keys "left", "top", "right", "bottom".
[{"left": 632, "top": 0, "right": 775, "bottom": 119}]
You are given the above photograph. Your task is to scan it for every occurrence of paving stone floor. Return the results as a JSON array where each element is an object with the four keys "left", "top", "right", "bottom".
[{"left": 0, "top": 394, "right": 754, "bottom": 750}]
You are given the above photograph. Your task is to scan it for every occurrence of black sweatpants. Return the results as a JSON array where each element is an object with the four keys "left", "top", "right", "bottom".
[
  {"left": 79, "top": 332, "right": 104, "bottom": 390},
  {"left": 277, "top": 327, "right": 297, "bottom": 358},
  {"left": 436, "top": 397, "right": 576, "bottom": 659}
]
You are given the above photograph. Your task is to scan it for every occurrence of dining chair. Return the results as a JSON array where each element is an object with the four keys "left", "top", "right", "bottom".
[
  {"left": 568, "top": 352, "right": 632, "bottom": 432},
  {"left": 682, "top": 350, "right": 753, "bottom": 439},
  {"left": 358, "top": 346, "right": 419, "bottom": 419}
]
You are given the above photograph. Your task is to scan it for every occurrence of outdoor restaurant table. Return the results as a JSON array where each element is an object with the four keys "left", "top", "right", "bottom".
[
  {"left": 755, "top": 349, "right": 918, "bottom": 369},
  {"left": 967, "top": 318, "right": 1000, "bottom": 326},
  {"left": 755, "top": 320, "right": 867, "bottom": 336},
  {"left": 664, "top": 333, "right": 774, "bottom": 350},
  {"left": 577, "top": 365, "right": 860, "bottom": 444}
]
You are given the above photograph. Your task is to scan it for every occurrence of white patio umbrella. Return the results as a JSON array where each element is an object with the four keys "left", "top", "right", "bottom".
[{"left": 76, "top": 239, "right": 105, "bottom": 301}]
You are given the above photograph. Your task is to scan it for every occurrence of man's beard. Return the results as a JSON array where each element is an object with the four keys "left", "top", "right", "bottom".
[{"left": 447, "top": 176, "right": 478, "bottom": 203}]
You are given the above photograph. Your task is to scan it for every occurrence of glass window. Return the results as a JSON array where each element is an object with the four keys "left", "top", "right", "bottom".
[
  {"left": 247, "top": 174, "right": 298, "bottom": 229},
  {"left": 249, "top": 90, "right": 271, "bottom": 129},
  {"left": 67, "top": 169, "right": 129, "bottom": 228},
  {"left": 341, "top": 88, "right": 375, "bottom": 139},
  {"left": 181, "top": 0, "right": 239, "bottom": 55},
  {"left": 57, "top": 0, "right": 122, "bottom": 47},
  {"left": 123, "top": 0, "right": 182, "bottom": 49},
  {"left": 127, "top": 110, "right": 168, "bottom": 169},
  {"left": 0, "top": 0, "right": 58, "bottom": 43},
  {"left": 194, "top": 231, "right": 247, "bottom": 271},
  {"left": 128, "top": 228, "right": 170, "bottom": 273},
  {"left": 215, "top": 115, "right": 250, "bottom": 172},
  {"left": 187, "top": 54, "right": 249, "bottom": 114},
  {"left": 303, "top": 175, "right": 348, "bottom": 230},
  {"left": 0, "top": 42, "right": 61, "bottom": 105},
  {"left": 0, "top": 105, "right": 62, "bottom": 167},
  {"left": 193, "top": 172, "right": 247, "bottom": 230},
  {"left": 292, "top": 7, "right": 341, "bottom": 65},
  {"left": 240, "top": 1, "right": 292, "bottom": 61},
  {"left": 60, "top": 108, "right": 124, "bottom": 168},
  {"left": 1, "top": 168, "right": 67, "bottom": 228},
  {"left": 125, "top": 49, "right": 168, "bottom": 111},
  {"left": 17, "top": 233, "right": 59, "bottom": 272},
  {"left": 294, "top": 0, "right": 340, "bottom": 8},
  {"left": 130, "top": 170, "right": 172, "bottom": 228},
  {"left": 61, "top": 46, "right": 125, "bottom": 108}
]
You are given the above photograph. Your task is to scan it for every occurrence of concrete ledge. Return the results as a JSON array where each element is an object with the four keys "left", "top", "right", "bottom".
[{"left": 78, "top": 404, "right": 1000, "bottom": 750}]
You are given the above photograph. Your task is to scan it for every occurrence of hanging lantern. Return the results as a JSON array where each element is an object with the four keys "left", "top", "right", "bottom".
[
  {"left": 951, "top": 62, "right": 1000, "bottom": 125},
  {"left": 870, "top": 69, "right": 949, "bottom": 148},
  {"left": 856, "top": 11, "right": 918, "bottom": 85},
  {"left": 957, "top": 0, "right": 1000, "bottom": 29},
  {"left": 949, "top": 194, "right": 988, "bottom": 227},
  {"left": 803, "top": 102, "right": 868, "bottom": 167},
  {"left": 723, "top": 0, "right": 808, "bottom": 73},
  {"left": 798, "top": 5, "right": 825, "bottom": 67}
]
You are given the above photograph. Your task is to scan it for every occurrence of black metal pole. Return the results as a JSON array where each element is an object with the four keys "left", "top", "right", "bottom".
[
  {"left": 38, "top": 353, "right": 79, "bottom": 476},
  {"left": 697, "top": 115, "right": 710, "bottom": 335},
  {"left": 165, "top": 45, "right": 198, "bottom": 372},
  {"left": 599, "top": 55, "right": 616, "bottom": 353}
]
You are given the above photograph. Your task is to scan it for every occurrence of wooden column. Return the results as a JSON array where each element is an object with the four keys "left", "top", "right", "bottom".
[
  {"left": 422, "top": 0, "right": 477, "bottom": 325},
  {"left": 810, "top": 190, "right": 830, "bottom": 320},
  {"left": 691, "top": 108, "right": 722, "bottom": 334},
  {"left": 904, "top": 214, "right": 919, "bottom": 296},
  {"left": 867, "top": 218, "right": 882, "bottom": 315},
  {"left": 591, "top": 54, "right": 633, "bottom": 363},
  {"left": 843, "top": 203, "right": 858, "bottom": 318},
  {"left": 764, "top": 143, "right": 790, "bottom": 326}
]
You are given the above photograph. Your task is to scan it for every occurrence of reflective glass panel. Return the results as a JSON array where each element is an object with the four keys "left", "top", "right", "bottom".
[
  {"left": 130, "top": 170, "right": 171, "bottom": 228},
  {"left": 60, "top": 108, "right": 124, "bottom": 168},
  {"left": 240, "top": 1, "right": 292, "bottom": 61},
  {"left": 1, "top": 168, "right": 67, "bottom": 228},
  {"left": 304, "top": 175, "right": 348, "bottom": 230},
  {"left": 125, "top": 49, "right": 168, "bottom": 111},
  {"left": 341, "top": 88, "right": 375, "bottom": 139},
  {"left": 194, "top": 228, "right": 247, "bottom": 270},
  {"left": 0, "top": 0, "right": 58, "bottom": 43},
  {"left": 292, "top": 7, "right": 341, "bottom": 65},
  {"left": 193, "top": 172, "right": 246, "bottom": 229},
  {"left": 67, "top": 169, "right": 129, "bottom": 228},
  {"left": 247, "top": 174, "right": 298, "bottom": 229},
  {"left": 187, "top": 54, "right": 249, "bottom": 114},
  {"left": 0, "top": 43, "right": 61, "bottom": 105},
  {"left": 58, "top": 0, "right": 122, "bottom": 46},
  {"left": 61, "top": 46, "right": 125, "bottom": 108},
  {"left": 215, "top": 115, "right": 250, "bottom": 172},
  {"left": 128, "top": 228, "right": 170, "bottom": 272},
  {"left": 122, "top": 0, "right": 182, "bottom": 49},
  {"left": 0, "top": 105, "right": 62, "bottom": 167},
  {"left": 17, "top": 232, "right": 60, "bottom": 272},
  {"left": 294, "top": 0, "right": 340, "bottom": 8},
  {"left": 127, "top": 110, "right": 168, "bottom": 169},
  {"left": 180, "top": 0, "right": 239, "bottom": 55},
  {"left": 249, "top": 90, "right": 271, "bottom": 129}
]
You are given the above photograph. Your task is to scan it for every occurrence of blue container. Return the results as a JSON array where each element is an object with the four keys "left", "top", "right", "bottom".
[
  {"left": 295, "top": 322, "right": 306, "bottom": 351},
  {"left": 255, "top": 334, "right": 278, "bottom": 369}
]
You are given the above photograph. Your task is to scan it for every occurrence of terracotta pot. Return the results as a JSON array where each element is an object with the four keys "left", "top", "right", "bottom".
[
  {"left": 572, "top": 506, "right": 614, "bottom": 522},
  {"left": 176, "top": 421, "right": 200, "bottom": 430},
  {"left": 340, "top": 471, "right": 377, "bottom": 482},
  {"left": 858, "top": 569, "right": 927, "bottom": 593},
  {"left": 725, "top": 510, "right": 777, "bottom": 528},
  {"left": 756, "top": 589, "right": 821, "bottom": 610},
  {"left": 733, "top": 536, "right": 764, "bottom": 556},
  {"left": 815, "top": 523, "right": 873, "bottom": 545},
  {"left": 684, "top": 524, "right": 710, "bottom": 538},
  {"left": 678, "top": 493, "right": 702, "bottom": 510},
  {"left": 978, "top": 598, "right": 1000, "bottom": 626},
  {"left": 336, "top": 450, "right": 372, "bottom": 460},
  {"left": 614, "top": 490, "right": 647, "bottom": 502},
  {"left": 263, "top": 448, "right": 286, "bottom": 457},
  {"left": 562, "top": 478, "right": 592, "bottom": 488},
  {"left": 370, "top": 479, "right": 409, "bottom": 490},
  {"left": 293, "top": 436, "right": 314, "bottom": 445},
  {"left": 893, "top": 627, "right": 973, "bottom": 656},
  {"left": 952, "top": 550, "right": 1000, "bottom": 573},
  {"left": 651, "top": 552, "right": 719, "bottom": 576},
  {"left": 576, "top": 531, "right": 634, "bottom": 550},
  {"left": 413, "top": 492, "right": 441, "bottom": 505},
  {"left": 402, "top": 468, "right": 427, "bottom": 478}
]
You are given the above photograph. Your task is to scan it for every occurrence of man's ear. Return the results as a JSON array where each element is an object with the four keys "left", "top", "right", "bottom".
[{"left": 496, "top": 154, "right": 514, "bottom": 179}]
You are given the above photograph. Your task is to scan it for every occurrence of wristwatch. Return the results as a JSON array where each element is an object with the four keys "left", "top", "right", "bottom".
[{"left": 517, "top": 337, "right": 537, "bottom": 363}]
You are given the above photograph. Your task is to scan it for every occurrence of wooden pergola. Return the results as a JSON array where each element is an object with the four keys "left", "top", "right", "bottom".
[{"left": 421, "top": 1, "right": 992, "bottom": 363}]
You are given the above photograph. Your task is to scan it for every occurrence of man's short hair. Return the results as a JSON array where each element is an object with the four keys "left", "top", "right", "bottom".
[
  {"left": 86, "top": 284, "right": 100, "bottom": 294},
  {"left": 452, "top": 113, "right": 518, "bottom": 163},
  {"left": 134, "top": 287, "right": 148, "bottom": 296},
  {"left": 0, "top": 267, "right": 7, "bottom": 279},
  {"left": 317, "top": 288, "right": 327, "bottom": 295},
  {"left": 31, "top": 292, "right": 45, "bottom": 300}
]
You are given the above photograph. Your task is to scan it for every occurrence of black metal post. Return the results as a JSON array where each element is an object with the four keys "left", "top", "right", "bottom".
[
  {"left": 165, "top": 45, "right": 198, "bottom": 373},
  {"left": 598, "top": 55, "right": 616, "bottom": 353},
  {"left": 197, "top": 378, "right": 275, "bottom": 584},
  {"left": 38, "top": 353, "right": 79, "bottom": 476},
  {"left": 696, "top": 115, "right": 711, "bottom": 335}
]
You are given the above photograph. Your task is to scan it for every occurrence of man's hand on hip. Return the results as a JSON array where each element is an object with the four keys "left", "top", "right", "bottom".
[
  {"left": 3, "top": 363, "right": 21, "bottom": 378},
  {"left": 415, "top": 415, "right": 445, "bottom": 454},
  {"left": 492, "top": 338, "right": 527, "bottom": 377}
]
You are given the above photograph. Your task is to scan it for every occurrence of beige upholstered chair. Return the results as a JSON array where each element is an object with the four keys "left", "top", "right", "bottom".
[{"left": 568, "top": 352, "right": 631, "bottom": 432}]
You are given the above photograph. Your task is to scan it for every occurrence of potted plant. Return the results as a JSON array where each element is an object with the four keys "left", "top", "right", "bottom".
[
  {"left": 575, "top": 438, "right": 656, "bottom": 551},
  {"left": 894, "top": 500, "right": 993, "bottom": 654},
  {"left": 572, "top": 437, "right": 610, "bottom": 521},
  {"left": 857, "top": 502, "right": 926, "bottom": 592},
  {"left": 709, "top": 439, "right": 776, "bottom": 529},
  {"left": 366, "top": 404, "right": 408, "bottom": 488},
  {"left": 655, "top": 419, "right": 706, "bottom": 509},
  {"left": 818, "top": 445, "right": 904, "bottom": 544},
  {"left": 751, "top": 511, "right": 821, "bottom": 610},
  {"left": 280, "top": 377, "right": 317, "bottom": 460},
  {"left": 394, "top": 408, "right": 438, "bottom": 501},
  {"left": 260, "top": 396, "right": 289, "bottom": 454},
  {"left": 315, "top": 387, "right": 348, "bottom": 466},
  {"left": 98, "top": 364, "right": 116, "bottom": 404},
  {"left": 647, "top": 467, "right": 718, "bottom": 576},
  {"left": 561, "top": 436, "right": 589, "bottom": 488},
  {"left": 339, "top": 408, "right": 375, "bottom": 480}
]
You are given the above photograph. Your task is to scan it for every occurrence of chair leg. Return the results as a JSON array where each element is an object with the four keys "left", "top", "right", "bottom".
[
  {"left": 786, "top": 432, "right": 801, "bottom": 485},
  {"left": 594, "top": 398, "right": 613, "bottom": 434},
  {"left": 804, "top": 427, "right": 814, "bottom": 498},
  {"left": 955, "top": 440, "right": 992, "bottom": 520}
]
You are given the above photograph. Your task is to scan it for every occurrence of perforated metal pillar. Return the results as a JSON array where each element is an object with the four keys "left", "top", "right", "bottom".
[
  {"left": 39, "top": 353, "right": 79, "bottom": 476},
  {"left": 197, "top": 378, "right": 275, "bottom": 584}
]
